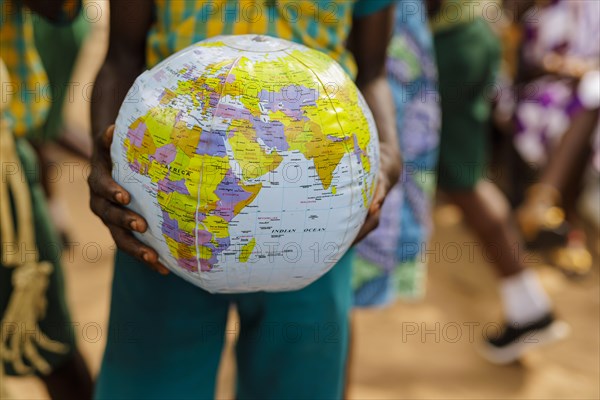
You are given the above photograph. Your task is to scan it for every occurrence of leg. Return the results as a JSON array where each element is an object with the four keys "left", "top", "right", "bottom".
[
  {"left": 446, "top": 181, "right": 525, "bottom": 278},
  {"left": 95, "top": 250, "right": 230, "bottom": 399},
  {"left": 517, "top": 108, "right": 598, "bottom": 228},
  {"left": 435, "top": 19, "right": 526, "bottom": 278},
  {"left": 434, "top": 22, "right": 565, "bottom": 361},
  {"left": 41, "top": 350, "right": 93, "bottom": 400},
  {"left": 539, "top": 108, "right": 599, "bottom": 193},
  {"left": 516, "top": 108, "right": 598, "bottom": 274},
  {"left": 234, "top": 250, "right": 354, "bottom": 399}
]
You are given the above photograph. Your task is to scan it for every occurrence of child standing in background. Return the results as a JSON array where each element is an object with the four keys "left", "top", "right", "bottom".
[
  {"left": 0, "top": 1, "right": 92, "bottom": 398},
  {"left": 431, "top": 0, "right": 569, "bottom": 364},
  {"left": 513, "top": 0, "right": 600, "bottom": 276}
]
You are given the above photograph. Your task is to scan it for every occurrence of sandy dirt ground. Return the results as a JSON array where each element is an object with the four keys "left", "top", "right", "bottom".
[
  {"left": 3, "top": 147, "right": 599, "bottom": 399},
  {"left": 3, "top": 4, "right": 599, "bottom": 398}
]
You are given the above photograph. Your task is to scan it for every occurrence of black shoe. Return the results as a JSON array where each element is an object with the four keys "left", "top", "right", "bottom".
[
  {"left": 478, "top": 313, "right": 570, "bottom": 365},
  {"left": 525, "top": 223, "right": 570, "bottom": 250}
]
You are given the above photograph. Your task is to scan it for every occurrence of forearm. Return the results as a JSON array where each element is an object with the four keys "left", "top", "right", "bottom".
[
  {"left": 351, "top": 68, "right": 401, "bottom": 241},
  {"left": 91, "top": 0, "right": 152, "bottom": 141},
  {"left": 91, "top": 60, "right": 143, "bottom": 141},
  {"left": 540, "top": 53, "right": 597, "bottom": 80},
  {"left": 522, "top": 53, "right": 594, "bottom": 83},
  {"left": 358, "top": 76, "right": 402, "bottom": 184},
  {"left": 349, "top": 4, "right": 400, "bottom": 184},
  {"left": 86, "top": 0, "right": 169, "bottom": 274}
]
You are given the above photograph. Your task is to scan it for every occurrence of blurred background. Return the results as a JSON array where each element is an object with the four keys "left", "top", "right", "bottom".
[{"left": 2, "top": 1, "right": 599, "bottom": 399}]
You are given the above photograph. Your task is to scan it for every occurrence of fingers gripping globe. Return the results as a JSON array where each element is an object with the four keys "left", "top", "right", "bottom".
[{"left": 112, "top": 35, "right": 380, "bottom": 293}]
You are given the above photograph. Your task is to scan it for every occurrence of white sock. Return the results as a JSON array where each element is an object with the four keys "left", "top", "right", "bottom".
[{"left": 500, "top": 269, "right": 552, "bottom": 326}]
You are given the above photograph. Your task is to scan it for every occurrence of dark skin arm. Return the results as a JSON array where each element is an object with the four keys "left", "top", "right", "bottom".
[
  {"left": 88, "top": 0, "right": 169, "bottom": 274},
  {"left": 349, "top": 4, "right": 402, "bottom": 243},
  {"left": 425, "top": 0, "right": 442, "bottom": 17}
]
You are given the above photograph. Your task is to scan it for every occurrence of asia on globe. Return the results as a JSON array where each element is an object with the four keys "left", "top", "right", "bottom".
[{"left": 112, "top": 35, "right": 379, "bottom": 293}]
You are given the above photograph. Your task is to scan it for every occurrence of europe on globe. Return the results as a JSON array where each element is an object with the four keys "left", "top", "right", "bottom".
[{"left": 112, "top": 35, "right": 380, "bottom": 293}]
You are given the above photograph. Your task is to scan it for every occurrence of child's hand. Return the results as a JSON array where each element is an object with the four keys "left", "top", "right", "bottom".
[
  {"left": 353, "top": 148, "right": 401, "bottom": 244},
  {"left": 88, "top": 125, "right": 169, "bottom": 275}
]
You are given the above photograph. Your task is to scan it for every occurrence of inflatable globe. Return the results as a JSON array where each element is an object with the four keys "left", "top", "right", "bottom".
[{"left": 112, "top": 35, "right": 379, "bottom": 293}]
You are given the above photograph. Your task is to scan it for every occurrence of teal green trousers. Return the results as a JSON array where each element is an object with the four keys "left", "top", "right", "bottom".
[{"left": 95, "top": 249, "right": 353, "bottom": 399}]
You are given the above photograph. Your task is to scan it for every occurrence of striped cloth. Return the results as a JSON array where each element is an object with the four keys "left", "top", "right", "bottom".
[{"left": 146, "top": 0, "right": 396, "bottom": 78}]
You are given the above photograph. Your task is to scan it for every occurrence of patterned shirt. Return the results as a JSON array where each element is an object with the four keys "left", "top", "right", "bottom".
[
  {"left": 0, "top": 0, "right": 80, "bottom": 136},
  {"left": 147, "top": 0, "right": 396, "bottom": 78}
]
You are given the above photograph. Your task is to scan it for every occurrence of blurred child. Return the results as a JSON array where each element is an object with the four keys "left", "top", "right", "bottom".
[
  {"left": 513, "top": 0, "right": 600, "bottom": 276},
  {"left": 0, "top": 1, "right": 92, "bottom": 398},
  {"left": 430, "top": 0, "right": 569, "bottom": 364}
]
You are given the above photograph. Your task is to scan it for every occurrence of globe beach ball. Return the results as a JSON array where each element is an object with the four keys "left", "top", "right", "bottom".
[{"left": 112, "top": 35, "right": 379, "bottom": 293}]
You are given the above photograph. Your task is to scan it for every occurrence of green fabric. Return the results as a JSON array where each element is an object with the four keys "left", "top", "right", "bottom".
[
  {"left": 30, "top": 12, "right": 89, "bottom": 142},
  {"left": 95, "top": 248, "right": 354, "bottom": 399},
  {"left": 0, "top": 138, "right": 75, "bottom": 375},
  {"left": 434, "top": 18, "right": 500, "bottom": 190}
]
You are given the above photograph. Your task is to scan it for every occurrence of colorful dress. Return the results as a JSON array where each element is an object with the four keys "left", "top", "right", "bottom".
[
  {"left": 353, "top": 0, "right": 440, "bottom": 306},
  {"left": 514, "top": 0, "right": 600, "bottom": 173}
]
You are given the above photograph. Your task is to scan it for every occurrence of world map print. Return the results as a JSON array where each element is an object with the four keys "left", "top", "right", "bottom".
[{"left": 112, "top": 35, "right": 379, "bottom": 293}]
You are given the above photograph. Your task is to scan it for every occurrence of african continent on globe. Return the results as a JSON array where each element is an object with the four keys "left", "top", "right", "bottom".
[{"left": 112, "top": 35, "right": 379, "bottom": 293}]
